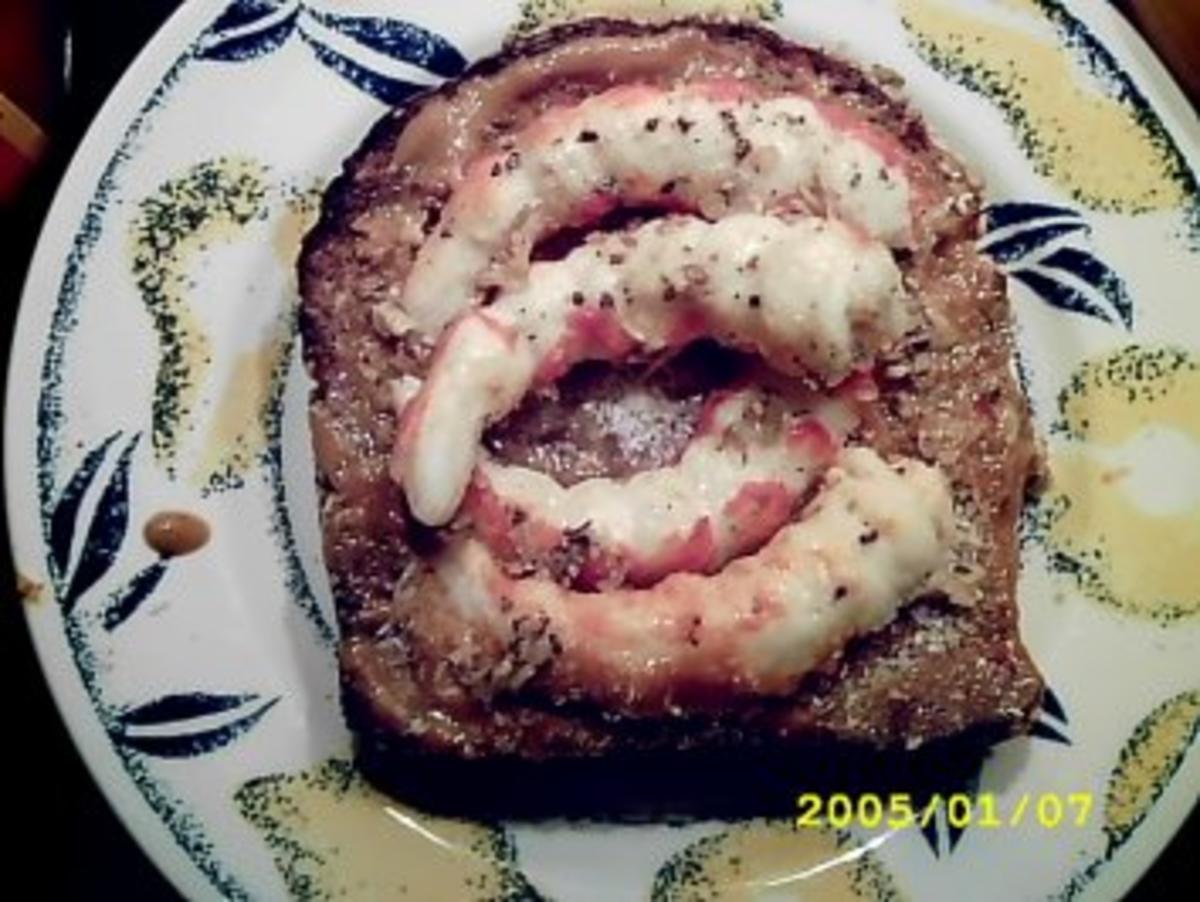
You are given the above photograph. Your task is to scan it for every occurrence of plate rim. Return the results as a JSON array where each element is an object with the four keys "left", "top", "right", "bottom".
[
  {"left": 5, "top": 2, "right": 236, "bottom": 897},
  {"left": 4, "top": 1, "right": 1196, "bottom": 899}
]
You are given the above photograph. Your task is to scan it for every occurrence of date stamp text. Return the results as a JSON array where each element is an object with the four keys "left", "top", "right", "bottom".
[{"left": 795, "top": 792, "right": 1094, "bottom": 830}]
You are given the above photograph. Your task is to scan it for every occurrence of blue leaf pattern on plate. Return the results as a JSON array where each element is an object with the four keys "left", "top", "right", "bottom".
[
  {"left": 298, "top": 29, "right": 425, "bottom": 106},
  {"left": 196, "top": 2, "right": 467, "bottom": 102},
  {"left": 984, "top": 201, "right": 1082, "bottom": 231},
  {"left": 1011, "top": 268, "right": 1119, "bottom": 326},
  {"left": 914, "top": 765, "right": 982, "bottom": 857},
  {"left": 1038, "top": 246, "right": 1133, "bottom": 328},
  {"left": 196, "top": 0, "right": 298, "bottom": 62},
  {"left": 1029, "top": 719, "right": 1072, "bottom": 745},
  {"left": 981, "top": 221, "right": 1089, "bottom": 265},
  {"left": 62, "top": 433, "right": 141, "bottom": 613},
  {"left": 120, "top": 692, "right": 258, "bottom": 725},
  {"left": 206, "top": 0, "right": 293, "bottom": 35},
  {"left": 1028, "top": 686, "right": 1072, "bottom": 745},
  {"left": 49, "top": 431, "right": 122, "bottom": 585},
  {"left": 307, "top": 10, "right": 468, "bottom": 78},
  {"left": 197, "top": 9, "right": 299, "bottom": 62},
  {"left": 982, "top": 202, "right": 1134, "bottom": 329},
  {"left": 111, "top": 693, "right": 280, "bottom": 758},
  {"left": 1042, "top": 686, "right": 1069, "bottom": 724},
  {"left": 103, "top": 559, "right": 170, "bottom": 631},
  {"left": 46, "top": 428, "right": 276, "bottom": 758}
]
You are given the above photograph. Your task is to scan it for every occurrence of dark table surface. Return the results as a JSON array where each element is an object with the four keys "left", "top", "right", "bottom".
[{"left": 2, "top": 2, "right": 1195, "bottom": 899}]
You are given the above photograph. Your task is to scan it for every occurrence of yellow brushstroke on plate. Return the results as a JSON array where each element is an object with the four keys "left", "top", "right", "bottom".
[
  {"left": 653, "top": 821, "right": 903, "bottom": 901},
  {"left": 1104, "top": 690, "right": 1200, "bottom": 852},
  {"left": 129, "top": 157, "right": 269, "bottom": 472},
  {"left": 275, "top": 187, "right": 322, "bottom": 274},
  {"left": 513, "top": 0, "right": 780, "bottom": 36},
  {"left": 1047, "top": 452, "right": 1200, "bottom": 619},
  {"left": 192, "top": 327, "right": 288, "bottom": 491},
  {"left": 1040, "top": 346, "right": 1200, "bottom": 622},
  {"left": 1059, "top": 346, "right": 1200, "bottom": 447},
  {"left": 235, "top": 758, "right": 533, "bottom": 901},
  {"left": 191, "top": 188, "right": 319, "bottom": 491},
  {"left": 898, "top": 0, "right": 1186, "bottom": 213}
]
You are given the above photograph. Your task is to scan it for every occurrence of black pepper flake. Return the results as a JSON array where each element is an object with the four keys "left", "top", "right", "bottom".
[
  {"left": 849, "top": 170, "right": 863, "bottom": 188},
  {"left": 859, "top": 529, "right": 880, "bottom": 545},
  {"left": 490, "top": 161, "right": 503, "bottom": 178},
  {"left": 834, "top": 586, "right": 848, "bottom": 601},
  {"left": 609, "top": 253, "right": 626, "bottom": 265},
  {"left": 645, "top": 117, "right": 661, "bottom": 132},
  {"left": 571, "top": 291, "right": 586, "bottom": 306},
  {"left": 505, "top": 152, "right": 522, "bottom": 172},
  {"left": 748, "top": 295, "right": 762, "bottom": 309},
  {"left": 676, "top": 116, "right": 695, "bottom": 134},
  {"left": 598, "top": 292, "right": 615, "bottom": 309},
  {"left": 577, "top": 130, "right": 599, "bottom": 143},
  {"left": 663, "top": 283, "right": 678, "bottom": 303},
  {"left": 661, "top": 180, "right": 677, "bottom": 195}
]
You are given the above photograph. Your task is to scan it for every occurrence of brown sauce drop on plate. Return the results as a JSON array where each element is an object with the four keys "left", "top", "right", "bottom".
[{"left": 144, "top": 511, "right": 210, "bottom": 558}]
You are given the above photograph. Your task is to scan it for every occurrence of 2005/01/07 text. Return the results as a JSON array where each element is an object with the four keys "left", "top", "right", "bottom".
[{"left": 796, "top": 792, "right": 1094, "bottom": 830}]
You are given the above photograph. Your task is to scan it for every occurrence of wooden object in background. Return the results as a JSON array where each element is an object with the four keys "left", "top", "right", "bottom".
[
  {"left": 1118, "top": 0, "right": 1200, "bottom": 108},
  {"left": 0, "top": 0, "right": 56, "bottom": 204}
]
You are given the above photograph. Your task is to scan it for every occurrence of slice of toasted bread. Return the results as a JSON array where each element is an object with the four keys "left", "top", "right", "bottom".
[{"left": 299, "top": 18, "right": 1044, "bottom": 770}]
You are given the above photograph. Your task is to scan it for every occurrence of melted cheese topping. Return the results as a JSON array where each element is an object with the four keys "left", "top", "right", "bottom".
[
  {"left": 395, "top": 214, "right": 910, "bottom": 525},
  {"left": 399, "top": 80, "right": 917, "bottom": 333},
  {"left": 469, "top": 388, "right": 857, "bottom": 587},
  {"left": 436, "top": 448, "right": 954, "bottom": 711}
]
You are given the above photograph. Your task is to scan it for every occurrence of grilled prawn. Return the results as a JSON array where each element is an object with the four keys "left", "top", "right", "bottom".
[
  {"left": 465, "top": 386, "right": 861, "bottom": 589},
  {"left": 421, "top": 448, "right": 953, "bottom": 715},
  {"left": 393, "top": 213, "right": 911, "bottom": 526},
  {"left": 387, "top": 79, "right": 923, "bottom": 334}
]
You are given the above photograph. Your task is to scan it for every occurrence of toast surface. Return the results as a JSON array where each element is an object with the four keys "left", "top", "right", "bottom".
[{"left": 299, "top": 18, "right": 1044, "bottom": 763}]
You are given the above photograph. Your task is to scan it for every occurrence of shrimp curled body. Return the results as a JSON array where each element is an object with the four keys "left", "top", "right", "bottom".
[
  {"left": 422, "top": 448, "right": 954, "bottom": 714},
  {"left": 394, "top": 213, "right": 911, "bottom": 526},
  {"left": 465, "top": 387, "right": 860, "bottom": 589},
  {"left": 390, "top": 79, "right": 922, "bottom": 334}
]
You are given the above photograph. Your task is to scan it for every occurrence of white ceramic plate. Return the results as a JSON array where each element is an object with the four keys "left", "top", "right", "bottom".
[{"left": 7, "top": 1, "right": 1199, "bottom": 899}]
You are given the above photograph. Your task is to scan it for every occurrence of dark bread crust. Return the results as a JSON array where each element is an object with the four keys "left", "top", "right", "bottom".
[{"left": 299, "top": 18, "right": 1044, "bottom": 767}]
